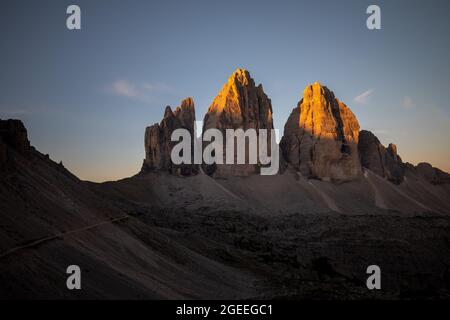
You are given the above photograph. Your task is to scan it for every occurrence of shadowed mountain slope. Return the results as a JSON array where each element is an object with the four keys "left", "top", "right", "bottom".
[{"left": 0, "top": 119, "right": 264, "bottom": 299}]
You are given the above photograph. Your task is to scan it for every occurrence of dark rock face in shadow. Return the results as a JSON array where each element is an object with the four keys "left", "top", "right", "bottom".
[
  {"left": 405, "top": 162, "right": 450, "bottom": 185},
  {"left": 141, "top": 97, "right": 198, "bottom": 176},
  {"left": 280, "top": 83, "right": 361, "bottom": 182},
  {"left": 358, "top": 130, "right": 450, "bottom": 186},
  {"left": 358, "top": 130, "right": 405, "bottom": 184},
  {"left": 0, "top": 119, "right": 30, "bottom": 170},
  {"left": 0, "top": 119, "right": 30, "bottom": 153}
]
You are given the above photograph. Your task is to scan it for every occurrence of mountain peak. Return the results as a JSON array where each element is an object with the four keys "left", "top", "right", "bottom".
[
  {"left": 281, "top": 84, "right": 361, "bottom": 181},
  {"left": 180, "top": 97, "right": 195, "bottom": 109},
  {"left": 228, "top": 68, "right": 251, "bottom": 86},
  {"left": 303, "top": 82, "right": 337, "bottom": 105},
  {"left": 163, "top": 106, "right": 174, "bottom": 118},
  {"left": 174, "top": 97, "right": 196, "bottom": 130},
  {"left": 204, "top": 68, "right": 273, "bottom": 130},
  {"left": 206, "top": 69, "right": 262, "bottom": 119},
  {"left": 202, "top": 69, "right": 274, "bottom": 176}
]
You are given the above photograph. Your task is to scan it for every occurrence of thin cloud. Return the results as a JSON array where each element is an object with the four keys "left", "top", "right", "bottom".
[
  {"left": 108, "top": 80, "right": 176, "bottom": 102},
  {"left": 354, "top": 89, "right": 374, "bottom": 105},
  {"left": 403, "top": 96, "right": 414, "bottom": 109},
  {"left": 112, "top": 80, "right": 139, "bottom": 98}
]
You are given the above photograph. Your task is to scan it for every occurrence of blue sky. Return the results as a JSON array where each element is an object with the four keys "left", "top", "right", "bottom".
[{"left": 1, "top": 0, "right": 449, "bottom": 181}]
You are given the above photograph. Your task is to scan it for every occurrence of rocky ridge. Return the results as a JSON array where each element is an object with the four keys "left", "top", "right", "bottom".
[
  {"left": 358, "top": 130, "right": 405, "bottom": 184},
  {"left": 405, "top": 162, "right": 450, "bottom": 185}
]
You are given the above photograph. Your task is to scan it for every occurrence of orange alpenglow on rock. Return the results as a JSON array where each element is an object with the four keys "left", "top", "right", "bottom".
[
  {"left": 202, "top": 68, "right": 275, "bottom": 176},
  {"left": 280, "top": 82, "right": 362, "bottom": 182},
  {"left": 203, "top": 68, "right": 273, "bottom": 130}
]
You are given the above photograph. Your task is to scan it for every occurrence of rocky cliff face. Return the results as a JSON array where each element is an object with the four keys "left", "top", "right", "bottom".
[
  {"left": 280, "top": 83, "right": 361, "bottom": 182},
  {"left": 358, "top": 130, "right": 405, "bottom": 184},
  {"left": 202, "top": 68, "right": 274, "bottom": 176},
  {"left": 141, "top": 97, "right": 198, "bottom": 176}
]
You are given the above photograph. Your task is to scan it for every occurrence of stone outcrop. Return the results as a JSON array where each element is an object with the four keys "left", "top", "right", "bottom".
[
  {"left": 358, "top": 130, "right": 405, "bottom": 184},
  {"left": 141, "top": 97, "right": 198, "bottom": 176},
  {"left": 280, "top": 82, "right": 361, "bottom": 182},
  {"left": 404, "top": 162, "right": 450, "bottom": 185},
  {"left": 0, "top": 119, "right": 30, "bottom": 169},
  {"left": 358, "top": 130, "right": 450, "bottom": 185},
  {"left": 0, "top": 119, "right": 30, "bottom": 154},
  {"left": 202, "top": 68, "right": 275, "bottom": 176}
]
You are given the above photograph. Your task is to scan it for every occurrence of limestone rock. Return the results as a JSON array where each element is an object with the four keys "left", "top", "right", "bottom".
[
  {"left": 358, "top": 130, "right": 450, "bottom": 185},
  {"left": 358, "top": 130, "right": 404, "bottom": 184},
  {"left": 280, "top": 83, "right": 361, "bottom": 182},
  {"left": 202, "top": 68, "right": 275, "bottom": 177},
  {"left": 174, "top": 97, "right": 196, "bottom": 132},
  {"left": 203, "top": 69, "right": 273, "bottom": 131},
  {"left": 141, "top": 98, "right": 198, "bottom": 176},
  {"left": 405, "top": 162, "right": 450, "bottom": 185}
]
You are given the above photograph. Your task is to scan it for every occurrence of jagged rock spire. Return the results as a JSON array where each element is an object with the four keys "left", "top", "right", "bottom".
[
  {"left": 202, "top": 68, "right": 275, "bottom": 177},
  {"left": 203, "top": 68, "right": 273, "bottom": 131},
  {"left": 142, "top": 97, "right": 198, "bottom": 176}
]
